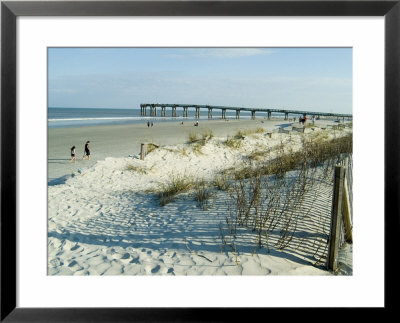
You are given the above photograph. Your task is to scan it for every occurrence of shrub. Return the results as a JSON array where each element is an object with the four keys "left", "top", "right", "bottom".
[
  {"left": 255, "top": 127, "right": 265, "bottom": 133},
  {"left": 158, "top": 174, "right": 194, "bottom": 206},
  {"left": 126, "top": 164, "right": 147, "bottom": 174},
  {"left": 214, "top": 174, "right": 231, "bottom": 191},
  {"left": 179, "top": 147, "right": 188, "bottom": 156},
  {"left": 192, "top": 143, "right": 204, "bottom": 155},
  {"left": 225, "top": 136, "right": 242, "bottom": 149},
  {"left": 202, "top": 130, "right": 214, "bottom": 141},
  {"left": 234, "top": 130, "right": 245, "bottom": 139},
  {"left": 248, "top": 150, "right": 268, "bottom": 162},
  {"left": 146, "top": 142, "right": 158, "bottom": 154},
  {"left": 188, "top": 132, "right": 199, "bottom": 143},
  {"left": 195, "top": 180, "right": 214, "bottom": 210},
  {"left": 220, "top": 131, "right": 353, "bottom": 260}
]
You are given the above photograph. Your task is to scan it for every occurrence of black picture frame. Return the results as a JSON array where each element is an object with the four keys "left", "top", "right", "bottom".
[{"left": 1, "top": 0, "right": 398, "bottom": 321}]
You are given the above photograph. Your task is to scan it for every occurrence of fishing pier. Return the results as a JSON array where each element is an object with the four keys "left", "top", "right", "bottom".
[{"left": 140, "top": 103, "right": 352, "bottom": 121}]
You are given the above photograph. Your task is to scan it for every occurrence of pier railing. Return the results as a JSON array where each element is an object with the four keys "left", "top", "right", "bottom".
[{"left": 140, "top": 103, "right": 352, "bottom": 121}]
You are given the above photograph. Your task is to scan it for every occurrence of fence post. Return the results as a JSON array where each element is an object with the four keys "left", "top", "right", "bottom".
[
  {"left": 327, "top": 166, "right": 345, "bottom": 271},
  {"left": 140, "top": 143, "right": 146, "bottom": 160},
  {"left": 342, "top": 175, "right": 353, "bottom": 243}
]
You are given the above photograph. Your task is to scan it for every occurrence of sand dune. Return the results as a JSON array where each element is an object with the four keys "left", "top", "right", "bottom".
[
  {"left": 48, "top": 118, "right": 334, "bottom": 184},
  {"left": 48, "top": 118, "right": 352, "bottom": 275}
]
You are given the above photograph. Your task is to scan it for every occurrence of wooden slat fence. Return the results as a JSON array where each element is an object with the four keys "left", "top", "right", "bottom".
[{"left": 327, "top": 154, "right": 353, "bottom": 271}]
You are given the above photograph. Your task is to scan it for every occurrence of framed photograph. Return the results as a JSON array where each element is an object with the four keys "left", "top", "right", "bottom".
[{"left": 1, "top": 0, "right": 398, "bottom": 321}]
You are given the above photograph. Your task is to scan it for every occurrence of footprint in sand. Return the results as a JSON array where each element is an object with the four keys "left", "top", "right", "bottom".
[
  {"left": 110, "top": 252, "right": 130, "bottom": 261},
  {"left": 68, "top": 260, "right": 78, "bottom": 267},
  {"left": 120, "top": 253, "right": 130, "bottom": 260},
  {"left": 151, "top": 265, "right": 161, "bottom": 274},
  {"left": 49, "top": 257, "right": 63, "bottom": 267},
  {"left": 70, "top": 244, "right": 80, "bottom": 251},
  {"left": 129, "top": 256, "right": 140, "bottom": 264},
  {"left": 68, "top": 260, "right": 84, "bottom": 271}
]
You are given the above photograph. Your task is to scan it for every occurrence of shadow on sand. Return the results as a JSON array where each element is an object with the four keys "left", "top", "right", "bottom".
[{"left": 48, "top": 187, "right": 331, "bottom": 270}]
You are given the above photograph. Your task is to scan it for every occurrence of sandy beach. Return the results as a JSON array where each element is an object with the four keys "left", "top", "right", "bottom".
[
  {"left": 48, "top": 118, "right": 284, "bottom": 184},
  {"left": 48, "top": 118, "right": 336, "bottom": 184},
  {"left": 48, "top": 117, "right": 353, "bottom": 276}
]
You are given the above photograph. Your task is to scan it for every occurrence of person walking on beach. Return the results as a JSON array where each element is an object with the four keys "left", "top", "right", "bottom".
[
  {"left": 147, "top": 121, "right": 150, "bottom": 128},
  {"left": 83, "top": 141, "right": 91, "bottom": 160},
  {"left": 151, "top": 121, "right": 154, "bottom": 127},
  {"left": 70, "top": 146, "right": 76, "bottom": 163}
]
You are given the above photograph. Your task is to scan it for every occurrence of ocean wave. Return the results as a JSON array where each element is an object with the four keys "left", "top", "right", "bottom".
[
  {"left": 48, "top": 115, "right": 246, "bottom": 122},
  {"left": 48, "top": 117, "right": 143, "bottom": 122}
]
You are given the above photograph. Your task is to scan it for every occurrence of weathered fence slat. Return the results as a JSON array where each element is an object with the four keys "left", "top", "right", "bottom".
[
  {"left": 342, "top": 175, "right": 353, "bottom": 243},
  {"left": 140, "top": 143, "right": 146, "bottom": 160},
  {"left": 327, "top": 166, "right": 345, "bottom": 271}
]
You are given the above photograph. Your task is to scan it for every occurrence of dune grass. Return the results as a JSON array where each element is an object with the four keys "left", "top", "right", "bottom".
[
  {"left": 213, "top": 174, "right": 231, "bottom": 191},
  {"left": 225, "top": 136, "right": 243, "bottom": 149},
  {"left": 158, "top": 174, "right": 195, "bottom": 206},
  {"left": 188, "top": 132, "right": 199, "bottom": 143},
  {"left": 194, "top": 180, "right": 214, "bottom": 210},
  {"left": 223, "top": 132, "right": 352, "bottom": 181},
  {"left": 126, "top": 164, "right": 147, "bottom": 174},
  {"left": 220, "top": 131, "right": 353, "bottom": 260},
  {"left": 225, "top": 128, "right": 266, "bottom": 150}
]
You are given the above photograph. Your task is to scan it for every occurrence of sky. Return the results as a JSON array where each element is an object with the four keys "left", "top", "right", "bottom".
[{"left": 48, "top": 47, "right": 352, "bottom": 114}]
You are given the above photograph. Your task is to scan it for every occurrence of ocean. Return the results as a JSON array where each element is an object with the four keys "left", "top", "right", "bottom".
[{"left": 48, "top": 107, "right": 255, "bottom": 129}]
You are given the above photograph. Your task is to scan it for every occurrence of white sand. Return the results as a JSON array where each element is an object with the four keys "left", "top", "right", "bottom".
[
  {"left": 48, "top": 118, "right": 334, "bottom": 184},
  {"left": 48, "top": 118, "right": 352, "bottom": 275}
]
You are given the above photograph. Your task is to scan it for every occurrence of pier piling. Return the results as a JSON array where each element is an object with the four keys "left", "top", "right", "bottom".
[
  {"left": 139, "top": 103, "right": 352, "bottom": 122},
  {"left": 222, "top": 109, "right": 226, "bottom": 119}
]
